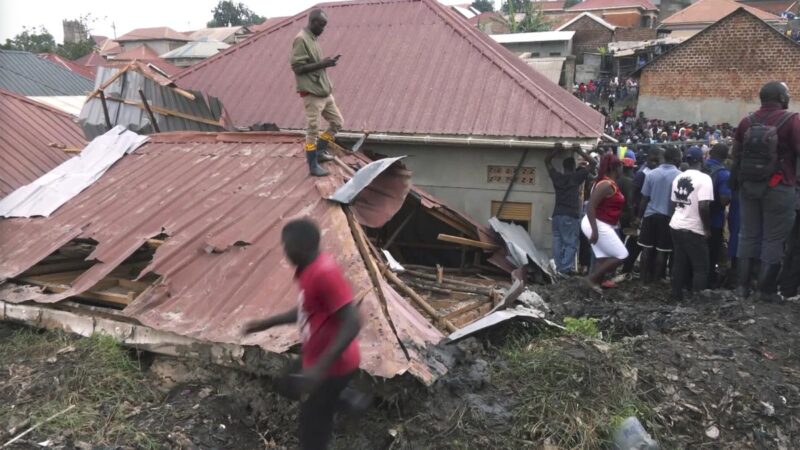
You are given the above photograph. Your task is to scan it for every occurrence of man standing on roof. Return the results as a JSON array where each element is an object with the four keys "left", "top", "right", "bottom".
[{"left": 290, "top": 8, "right": 343, "bottom": 177}]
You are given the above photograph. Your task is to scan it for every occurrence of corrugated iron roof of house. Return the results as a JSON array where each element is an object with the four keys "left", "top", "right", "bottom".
[
  {"left": 567, "top": 0, "right": 659, "bottom": 11},
  {"left": 0, "top": 50, "right": 94, "bottom": 96},
  {"left": 115, "top": 26, "right": 192, "bottom": 42},
  {"left": 660, "top": 0, "right": 784, "bottom": 25},
  {"left": 174, "top": 0, "right": 604, "bottom": 141},
  {"left": 0, "top": 88, "right": 84, "bottom": 196}
]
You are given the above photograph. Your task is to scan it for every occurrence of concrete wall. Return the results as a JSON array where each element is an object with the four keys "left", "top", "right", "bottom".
[
  {"left": 637, "top": 95, "right": 761, "bottom": 124},
  {"left": 365, "top": 143, "right": 581, "bottom": 253},
  {"left": 501, "top": 40, "right": 571, "bottom": 57}
]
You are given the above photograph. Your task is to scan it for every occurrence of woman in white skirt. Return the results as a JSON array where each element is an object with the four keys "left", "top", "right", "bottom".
[{"left": 581, "top": 152, "right": 629, "bottom": 293}]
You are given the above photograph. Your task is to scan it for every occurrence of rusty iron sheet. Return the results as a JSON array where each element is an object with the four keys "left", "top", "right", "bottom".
[
  {"left": 0, "top": 89, "right": 84, "bottom": 197},
  {"left": 0, "top": 131, "right": 443, "bottom": 382},
  {"left": 175, "top": 0, "right": 604, "bottom": 139}
]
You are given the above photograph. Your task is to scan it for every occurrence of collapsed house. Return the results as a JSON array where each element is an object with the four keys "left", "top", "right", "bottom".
[
  {"left": 0, "top": 130, "right": 554, "bottom": 384},
  {"left": 174, "top": 0, "right": 605, "bottom": 255},
  {"left": 79, "top": 62, "right": 227, "bottom": 139}
]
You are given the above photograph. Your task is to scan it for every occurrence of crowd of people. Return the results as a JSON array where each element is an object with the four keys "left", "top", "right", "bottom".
[{"left": 547, "top": 81, "right": 800, "bottom": 303}]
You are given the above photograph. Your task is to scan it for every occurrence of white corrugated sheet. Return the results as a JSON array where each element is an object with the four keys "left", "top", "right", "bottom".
[
  {"left": 491, "top": 31, "right": 576, "bottom": 44},
  {"left": 520, "top": 56, "right": 566, "bottom": 85},
  {"left": 27, "top": 96, "right": 86, "bottom": 116},
  {"left": 0, "top": 126, "right": 147, "bottom": 218}
]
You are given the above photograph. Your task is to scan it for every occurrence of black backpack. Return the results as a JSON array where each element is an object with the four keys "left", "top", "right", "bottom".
[{"left": 739, "top": 111, "right": 797, "bottom": 182}]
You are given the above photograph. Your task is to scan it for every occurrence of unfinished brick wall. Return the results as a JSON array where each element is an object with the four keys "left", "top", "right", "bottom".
[
  {"left": 563, "top": 15, "right": 615, "bottom": 62},
  {"left": 639, "top": 10, "right": 800, "bottom": 100},
  {"left": 615, "top": 27, "right": 658, "bottom": 41}
]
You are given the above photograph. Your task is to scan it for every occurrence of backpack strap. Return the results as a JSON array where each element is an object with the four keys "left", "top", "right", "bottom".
[
  {"left": 775, "top": 111, "right": 798, "bottom": 130},
  {"left": 747, "top": 112, "right": 760, "bottom": 126}
]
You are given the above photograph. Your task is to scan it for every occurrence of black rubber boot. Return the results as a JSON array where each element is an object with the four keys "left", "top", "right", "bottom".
[
  {"left": 736, "top": 257, "right": 753, "bottom": 299},
  {"left": 756, "top": 263, "right": 783, "bottom": 302},
  {"left": 316, "top": 139, "right": 335, "bottom": 162},
  {"left": 306, "top": 149, "right": 329, "bottom": 177}
]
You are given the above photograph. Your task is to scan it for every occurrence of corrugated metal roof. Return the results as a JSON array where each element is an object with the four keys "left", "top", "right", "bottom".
[
  {"left": 116, "top": 27, "right": 191, "bottom": 42},
  {"left": 567, "top": 0, "right": 658, "bottom": 11},
  {"left": 0, "top": 50, "right": 94, "bottom": 96},
  {"left": 27, "top": 95, "right": 87, "bottom": 116},
  {"left": 0, "top": 132, "right": 444, "bottom": 381},
  {"left": 660, "top": 0, "right": 782, "bottom": 25},
  {"left": 37, "top": 53, "right": 95, "bottom": 80},
  {"left": 556, "top": 11, "right": 619, "bottom": 30},
  {"left": 176, "top": 0, "right": 604, "bottom": 140},
  {"left": 0, "top": 88, "right": 84, "bottom": 197},
  {"left": 79, "top": 62, "right": 225, "bottom": 139},
  {"left": 187, "top": 26, "right": 247, "bottom": 42},
  {"left": 249, "top": 17, "right": 290, "bottom": 33},
  {"left": 161, "top": 40, "right": 230, "bottom": 59},
  {"left": 107, "top": 45, "right": 183, "bottom": 76},
  {"left": 491, "top": 31, "right": 575, "bottom": 43}
]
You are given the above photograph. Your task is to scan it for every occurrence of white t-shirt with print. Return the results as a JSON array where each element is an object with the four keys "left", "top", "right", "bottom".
[{"left": 669, "top": 169, "right": 714, "bottom": 236}]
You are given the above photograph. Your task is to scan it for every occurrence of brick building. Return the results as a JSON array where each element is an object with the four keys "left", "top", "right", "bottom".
[
  {"left": 558, "top": 12, "right": 617, "bottom": 63},
  {"left": 636, "top": 8, "right": 800, "bottom": 124}
]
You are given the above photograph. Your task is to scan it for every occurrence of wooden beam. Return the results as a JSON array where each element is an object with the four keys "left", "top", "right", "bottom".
[
  {"left": 103, "top": 96, "right": 224, "bottom": 127},
  {"left": 21, "top": 260, "right": 95, "bottom": 276},
  {"left": 443, "top": 298, "right": 494, "bottom": 321},
  {"left": 383, "top": 269, "right": 457, "bottom": 333},
  {"left": 425, "top": 208, "right": 476, "bottom": 238},
  {"left": 15, "top": 277, "right": 135, "bottom": 306},
  {"left": 437, "top": 234, "right": 499, "bottom": 251}
]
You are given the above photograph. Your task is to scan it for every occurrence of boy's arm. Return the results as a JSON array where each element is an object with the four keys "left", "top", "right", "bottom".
[
  {"left": 300, "top": 302, "right": 361, "bottom": 385},
  {"left": 242, "top": 307, "right": 298, "bottom": 335}
]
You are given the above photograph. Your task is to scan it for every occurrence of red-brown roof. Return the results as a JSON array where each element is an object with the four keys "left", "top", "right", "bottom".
[
  {"left": 661, "top": 0, "right": 782, "bottom": 25},
  {"left": 0, "top": 88, "right": 84, "bottom": 197},
  {"left": 176, "top": 0, "right": 603, "bottom": 140},
  {"left": 115, "top": 27, "right": 191, "bottom": 42},
  {"left": 0, "top": 132, "right": 445, "bottom": 381},
  {"left": 249, "top": 16, "right": 290, "bottom": 33},
  {"left": 736, "top": 0, "right": 799, "bottom": 15},
  {"left": 107, "top": 45, "right": 183, "bottom": 77},
  {"left": 533, "top": 0, "right": 568, "bottom": 11},
  {"left": 37, "top": 53, "right": 95, "bottom": 80},
  {"left": 568, "top": 0, "right": 658, "bottom": 11}
]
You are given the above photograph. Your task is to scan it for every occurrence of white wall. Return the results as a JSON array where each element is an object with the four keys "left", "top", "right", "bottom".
[{"left": 637, "top": 95, "right": 761, "bottom": 125}]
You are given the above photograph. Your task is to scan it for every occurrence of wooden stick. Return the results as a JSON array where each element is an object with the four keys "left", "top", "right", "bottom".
[
  {"left": 443, "top": 298, "right": 494, "bottom": 321},
  {"left": 403, "top": 269, "right": 494, "bottom": 290},
  {"left": 403, "top": 280, "right": 453, "bottom": 296},
  {"left": 437, "top": 234, "right": 499, "bottom": 251},
  {"left": 99, "top": 90, "right": 112, "bottom": 130},
  {"left": 138, "top": 89, "right": 161, "bottom": 133},
  {"left": 3, "top": 404, "right": 76, "bottom": 447},
  {"left": 402, "top": 277, "right": 492, "bottom": 296},
  {"left": 383, "top": 270, "right": 457, "bottom": 333},
  {"left": 86, "top": 62, "right": 133, "bottom": 99}
]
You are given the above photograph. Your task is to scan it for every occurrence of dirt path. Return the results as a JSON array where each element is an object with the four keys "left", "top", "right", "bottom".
[{"left": 2, "top": 279, "right": 799, "bottom": 449}]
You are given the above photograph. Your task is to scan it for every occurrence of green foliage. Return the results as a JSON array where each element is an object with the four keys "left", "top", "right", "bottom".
[
  {"left": 57, "top": 40, "right": 94, "bottom": 60},
  {"left": 471, "top": 0, "right": 495, "bottom": 13},
  {"left": 208, "top": 1, "right": 266, "bottom": 27},
  {"left": 504, "top": 0, "right": 552, "bottom": 33},
  {"left": 1, "top": 26, "right": 57, "bottom": 53},
  {"left": 563, "top": 316, "right": 601, "bottom": 339}
]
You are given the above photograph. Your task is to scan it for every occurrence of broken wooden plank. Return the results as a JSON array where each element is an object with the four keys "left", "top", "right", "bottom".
[
  {"left": 16, "top": 277, "right": 136, "bottom": 306},
  {"left": 437, "top": 234, "right": 499, "bottom": 251},
  {"left": 21, "top": 260, "right": 95, "bottom": 276},
  {"left": 383, "top": 269, "right": 457, "bottom": 333}
]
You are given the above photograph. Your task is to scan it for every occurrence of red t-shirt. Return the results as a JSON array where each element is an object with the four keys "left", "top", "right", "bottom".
[{"left": 296, "top": 253, "right": 360, "bottom": 376}]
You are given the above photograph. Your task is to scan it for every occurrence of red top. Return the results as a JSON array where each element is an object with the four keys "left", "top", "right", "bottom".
[
  {"left": 734, "top": 104, "right": 800, "bottom": 186},
  {"left": 594, "top": 178, "right": 625, "bottom": 226},
  {"left": 296, "top": 253, "right": 360, "bottom": 376}
]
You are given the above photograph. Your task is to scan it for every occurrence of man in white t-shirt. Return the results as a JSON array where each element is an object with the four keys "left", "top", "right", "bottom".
[{"left": 669, "top": 147, "right": 714, "bottom": 301}]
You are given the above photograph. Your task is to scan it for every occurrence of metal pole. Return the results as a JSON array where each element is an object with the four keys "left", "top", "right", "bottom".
[
  {"left": 98, "top": 90, "right": 112, "bottom": 130},
  {"left": 138, "top": 89, "right": 160, "bottom": 133},
  {"left": 496, "top": 148, "right": 530, "bottom": 219}
]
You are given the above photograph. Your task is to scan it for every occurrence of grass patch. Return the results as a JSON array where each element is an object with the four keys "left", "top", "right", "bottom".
[
  {"left": 0, "top": 328, "right": 161, "bottom": 447},
  {"left": 563, "top": 316, "right": 601, "bottom": 339},
  {"left": 494, "top": 333, "right": 657, "bottom": 449}
]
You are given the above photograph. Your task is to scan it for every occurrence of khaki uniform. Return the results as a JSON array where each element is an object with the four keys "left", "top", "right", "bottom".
[{"left": 290, "top": 28, "right": 343, "bottom": 148}]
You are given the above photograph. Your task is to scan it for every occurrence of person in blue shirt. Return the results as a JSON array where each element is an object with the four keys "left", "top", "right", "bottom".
[
  {"left": 704, "top": 143, "right": 732, "bottom": 287},
  {"left": 637, "top": 146, "right": 682, "bottom": 283}
]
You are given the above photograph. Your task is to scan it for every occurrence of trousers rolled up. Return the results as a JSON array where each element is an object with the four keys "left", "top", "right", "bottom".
[
  {"left": 303, "top": 94, "right": 344, "bottom": 147},
  {"left": 737, "top": 182, "right": 795, "bottom": 265}
]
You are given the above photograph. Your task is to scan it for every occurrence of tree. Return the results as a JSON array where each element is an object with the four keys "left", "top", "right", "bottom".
[
  {"left": 57, "top": 40, "right": 94, "bottom": 60},
  {"left": 0, "top": 26, "right": 57, "bottom": 53},
  {"left": 207, "top": 1, "right": 266, "bottom": 27},
  {"left": 504, "top": 0, "right": 551, "bottom": 33},
  {"left": 471, "top": 0, "right": 495, "bottom": 12}
]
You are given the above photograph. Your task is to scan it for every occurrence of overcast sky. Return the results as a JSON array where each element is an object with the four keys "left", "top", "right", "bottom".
[{"left": 0, "top": 0, "right": 496, "bottom": 43}]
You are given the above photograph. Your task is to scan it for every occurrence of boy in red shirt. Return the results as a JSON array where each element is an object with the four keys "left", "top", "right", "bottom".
[{"left": 243, "top": 218, "right": 361, "bottom": 450}]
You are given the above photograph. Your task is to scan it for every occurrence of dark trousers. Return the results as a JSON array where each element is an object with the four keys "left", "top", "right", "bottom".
[
  {"left": 780, "top": 212, "right": 800, "bottom": 297},
  {"left": 299, "top": 372, "right": 355, "bottom": 450},
  {"left": 708, "top": 227, "right": 725, "bottom": 287},
  {"left": 622, "top": 234, "right": 641, "bottom": 274},
  {"left": 670, "top": 228, "right": 709, "bottom": 300},
  {"left": 739, "top": 182, "right": 795, "bottom": 264}
]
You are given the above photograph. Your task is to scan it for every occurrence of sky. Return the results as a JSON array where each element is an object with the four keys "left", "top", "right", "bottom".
[{"left": 0, "top": 0, "right": 496, "bottom": 43}]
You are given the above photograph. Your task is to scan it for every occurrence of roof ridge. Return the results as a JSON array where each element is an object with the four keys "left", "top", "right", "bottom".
[
  {"left": 661, "top": 0, "right": 783, "bottom": 23},
  {"left": 419, "top": 0, "right": 602, "bottom": 136},
  {"left": 0, "top": 87, "right": 79, "bottom": 119}
]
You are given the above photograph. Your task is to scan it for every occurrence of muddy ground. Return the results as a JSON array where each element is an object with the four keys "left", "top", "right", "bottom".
[{"left": 1, "top": 278, "right": 799, "bottom": 449}]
